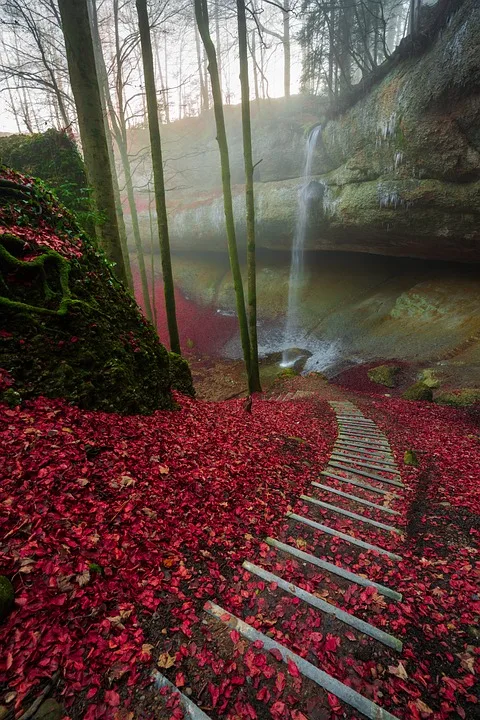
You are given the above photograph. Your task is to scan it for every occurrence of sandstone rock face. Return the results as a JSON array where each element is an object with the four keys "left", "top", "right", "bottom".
[
  {"left": 161, "top": 250, "right": 480, "bottom": 386},
  {"left": 133, "top": 0, "right": 480, "bottom": 262}
]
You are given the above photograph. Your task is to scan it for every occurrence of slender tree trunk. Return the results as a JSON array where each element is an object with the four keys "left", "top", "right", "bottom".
[
  {"left": 283, "top": 0, "right": 291, "bottom": 98},
  {"left": 88, "top": 0, "right": 134, "bottom": 291},
  {"left": 237, "top": 0, "right": 261, "bottom": 393},
  {"left": 149, "top": 191, "right": 157, "bottom": 329},
  {"left": 58, "top": 0, "right": 127, "bottom": 285},
  {"left": 136, "top": 0, "right": 181, "bottom": 354},
  {"left": 195, "top": 0, "right": 252, "bottom": 388},
  {"left": 164, "top": 34, "right": 170, "bottom": 123},
  {"left": 195, "top": 22, "right": 209, "bottom": 112},
  {"left": 215, "top": 1, "right": 222, "bottom": 96},
  {"left": 250, "top": 30, "right": 260, "bottom": 102}
]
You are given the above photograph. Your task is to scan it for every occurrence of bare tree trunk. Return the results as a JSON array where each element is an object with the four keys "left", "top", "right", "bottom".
[
  {"left": 88, "top": 0, "right": 134, "bottom": 291},
  {"left": 283, "top": 0, "right": 291, "bottom": 98},
  {"left": 136, "top": 0, "right": 181, "bottom": 354},
  {"left": 164, "top": 33, "right": 170, "bottom": 123},
  {"left": 250, "top": 30, "right": 260, "bottom": 102},
  {"left": 237, "top": 0, "right": 261, "bottom": 393},
  {"left": 148, "top": 191, "right": 157, "bottom": 329},
  {"left": 215, "top": 1, "right": 222, "bottom": 96},
  {"left": 58, "top": 0, "right": 127, "bottom": 285},
  {"left": 195, "top": 0, "right": 252, "bottom": 389},
  {"left": 195, "top": 21, "right": 209, "bottom": 112}
]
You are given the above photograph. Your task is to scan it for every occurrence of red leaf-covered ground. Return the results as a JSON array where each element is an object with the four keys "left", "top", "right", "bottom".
[{"left": 0, "top": 380, "right": 479, "bottom": 720}]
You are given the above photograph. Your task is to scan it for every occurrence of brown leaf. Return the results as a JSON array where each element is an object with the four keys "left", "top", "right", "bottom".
[
  {"left": 76, "top": 570, "right": 91, "bottom": 587},
  {"left": 388, "top": 662, "right": 408, "bottom": 680},
  {"left": 415, "top": 700, "right": 433, "bottom": 715},
  {"left": 158, "top": 465, "right": 169, "bottom": 475},
  {"left": 157, "top": 652, "right": 175, "bottom": 669}
]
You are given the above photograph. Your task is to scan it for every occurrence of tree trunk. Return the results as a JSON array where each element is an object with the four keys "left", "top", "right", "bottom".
[
  {"left": 88, "top": 0, "right": 134, "bottom": 292},
  {"left": 215, "top": 1, "right": 222, "bottom": 96},
  {"left": 136, "top": 0, "right": 181, "bottom": 354},
  {"left": 195, "top": 22, "right": 209, "bottom": 112},
  {"left": 250, "top": 30, "right": 260, "bottom": 101},
  {"left": 283, "top": 0, "right": 291, "bottom": 98},
  {"left": 58, "top": 0, "right": 127, "bottom": 285},
  {"left": 195, "top": 0, "right": 252, "bottom": 388},
  {"left": 237, "top": 0, "right": 261, "bottom": 393}
]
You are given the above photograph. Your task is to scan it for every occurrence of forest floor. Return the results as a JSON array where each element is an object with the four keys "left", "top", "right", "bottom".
[{"left": 0, "top": 370, "right": 479, "bottom": 720}]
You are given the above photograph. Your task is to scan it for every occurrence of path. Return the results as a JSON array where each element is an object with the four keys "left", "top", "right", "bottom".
[{"left": 156, "top": 397, "right": 408, "bottom": 719}]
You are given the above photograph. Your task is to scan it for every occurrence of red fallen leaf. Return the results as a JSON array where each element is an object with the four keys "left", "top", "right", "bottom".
[
  {"left": 208, "top": 683, "right": 220, "bottom": 708},
  {"left": 230, "top": 675, "right": 244, "bottom": 685},
  {"left": 287, "top": 658, "right": 300, "bottom": 678},
  {"left": 104, "top": 690, "right": 120, "bottom": 707},
  {"left": 175, "top": 672, "right": 185, "bottom": 688},
  {"left": 327, "top": 693, "right": 342, "bottom": 713},
  {"left": 230, "top": 629, "right": 240, "bottom": 644},
  {"left": 86, "top": 688, "right": 98, "bottom": 700},
  {"left": 256, "top": 686, "right": 270, "bottom": 702},
  {"left": 291, "top": 712, "right": 308, "bottom": 720},
  {"left": 275, "top": 672, "right": 286, "bottom": 694},
  {"left": 270, "top": 701, "right": 286, "bottom": 718},
  {"left": 269, "top": 648, "right": 283, "bottom": 662}
]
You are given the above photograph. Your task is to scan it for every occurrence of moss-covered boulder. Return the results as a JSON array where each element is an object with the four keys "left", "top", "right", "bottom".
[
  {"left": 435, "top": 389, "right": 480, "bottom": 408},
  {"left": 404, "top": 450, "right": 419, "bottom": 467},
  {"left": 0, "top": 129, "right": 94, "bottom": 234},
  {"left": 0, "top": 168, "right": 173, "bottom": 414},
  {"left": 169, "top": 352, "right": 195, "bottom": 397},
  {"left": 402, "top": 382, "right": 433, "bottom": 401},
  {"left": 0, "top": 575, "right": 14, "bottom": 622},
  {"left": 368, "top": 364, "right": 401, "bottom": 388}
]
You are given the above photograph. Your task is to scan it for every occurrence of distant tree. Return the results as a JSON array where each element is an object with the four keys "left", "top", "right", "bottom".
[
  {"left": 136, "top": 0, "right": 181, "bottom": 354},
  {"left": 237, "top": 0, "right": 261, "bottom": 392},
  {"left": 195, "top": 0, "right": 253, "bottom": 390},
  {"left": 58, "top": 0, "right": 127, "bottom": 285}
]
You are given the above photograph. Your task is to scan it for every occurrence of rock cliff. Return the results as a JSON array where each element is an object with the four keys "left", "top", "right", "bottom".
[{"left": 133, "top": 0, "right": 480, "bottom": 262}]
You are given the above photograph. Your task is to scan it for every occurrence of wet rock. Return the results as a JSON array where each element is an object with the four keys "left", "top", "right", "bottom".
[
  {"left": 0, "top": 576, "right": 14, "bottom": 622},
  {"left": 33, "top": 699, "right": 63, "bottom": 720}
]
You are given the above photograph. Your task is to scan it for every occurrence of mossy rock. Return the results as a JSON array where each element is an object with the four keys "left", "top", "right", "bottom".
[
  {"left": 0, "top": 169, "right": 173, "bottom": 414},
  {"left": 278, "top": 367, "right": 297, "bottom": 379},
  {"left": 169, "top": 352, "right": 195, "bottom": 397},
  {"left": 404, "top": 449, "right": 419, "bottom": 467},
  {"left": 418, "top": 368, "right": 441, "bottom": 389},
  {"left": 435, "top": 388, "right": 480, "bottom": 408},
  {"left": 368, "top": 364, "right": 401, "bottom": 388},
  {"left": 402, "top": 382, "right": 433, "bottom": 401},
  {"left": 0, "top": 575, "right": 14, "bottom": 621}
]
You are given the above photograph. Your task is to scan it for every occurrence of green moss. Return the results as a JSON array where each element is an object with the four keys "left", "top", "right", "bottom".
[
  {"left": 435, "top": 389, "right": 480, "bottom": 408},
  {"left": 169, "top": 352, "right": 195, "bottom": 397},
  {"left": 1, "top": 171, "right": 173, "bottom": 414},
  {"left": 89, "top": 563, "right": 103, "bottom": 575},
  {"left": 0, "top": 576, "right": 14, "bottom": 622},
  {"left": 418, "top": 368, "right": 441, "bottom": 389},
  {"left": 0, "top": 129, "right": 95, "bottom": 235},
  {"left": 402, "top": 382, "right": 433, "bottom": 401},
  {"left": 404, "top": 449, "right": 419, "bottom": 467},
  {"left": 1, "top": 388, "right": 21, "bottom": 407},
  {"left": 278, "top": 367, "right": 297, "bottom": 378},
  {"left": 368, "top": 364, "right": 401, "bottom": 388}
]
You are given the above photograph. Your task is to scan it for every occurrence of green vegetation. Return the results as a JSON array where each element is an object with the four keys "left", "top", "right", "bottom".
[
  {"left": 0, "top": 129, "right": 95, "bottom": 234},
  {"left": 418, "top": 368, "right": 441, "bottom": 389},
  {"left": 368, "top": 364, "right": 401, "bottom": 387},
  {"left": 435, "top": 389, "right": 480, "bottom": 408},
  {"left": 404, "top": 449, "right": 419, "bottom": 467},
  {"left": 0, "top": 576, "right": 14, "bottom": 622},
  {"left": 402, "top": 382, "right": 433, "bottom": 401},
  {"left": 169, "top": 352, "right": 195, "bottom": 397},
  {"left": 0, "top": 171, "right": 173, "bottom": 414},
  {"left": 278, "top": 367, "right": 297, "bottom": 378}
]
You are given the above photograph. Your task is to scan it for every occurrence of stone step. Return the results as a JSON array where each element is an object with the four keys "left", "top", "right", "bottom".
[
  {"left": 320, "top": 470, "right": 400, "bottom": 497},
  {"left": 266, "top": 537, "right": 402, "bottom": 601},
  {"left": 152, "top": 671, "right": 211, "bottom": 719},
  {"left": 328, "top": 462, "right": 405, "bottom": 488},
  {"left": 242, "top": 561, "right": 403, "bottom": 651},
  {"left": 333, "top": 447, "right": 397, "bottom": 467},
  {"left": 287, "top": 511, "right": 402, "bottom": 560},
  {"left": 330, "top": 454, "right": 401, "bottom": 476},
  {"left": 205, "top": 601, "right": 401, "bottom": 720},
  {"left": 338, "top": 433, "right": 390, "bottom": 447},
  {"left": 311, "top": 481, "right": 400, "bottom": 515},
  {"left": 336, "top": 438, "right": 393, "bottom": 454},
  {"left": 300, "top": 495, "right": 402, "bottom": 533}
]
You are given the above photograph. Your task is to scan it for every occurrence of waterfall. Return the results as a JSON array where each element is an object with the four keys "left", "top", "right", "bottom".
[{"left": 281, "top": 125, "right": 322, "bottom": 367}]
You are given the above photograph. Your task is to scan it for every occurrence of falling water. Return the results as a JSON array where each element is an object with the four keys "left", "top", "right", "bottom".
[{"left": 281, "top": 125, "right": 322, "bottom": 367}]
